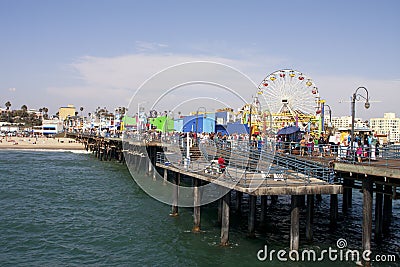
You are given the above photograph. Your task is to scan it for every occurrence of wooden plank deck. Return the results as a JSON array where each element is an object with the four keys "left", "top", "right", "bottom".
[
  {"left": 334, "top": 161, "right": 400, "bottom": 179},
  {"left": 156, "top": 162, "right": 342, "bottom": 196}
]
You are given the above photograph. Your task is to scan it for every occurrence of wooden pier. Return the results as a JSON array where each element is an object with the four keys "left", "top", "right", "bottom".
[{"left": 70, "top": 133, "right": 399, "bottom": 264}]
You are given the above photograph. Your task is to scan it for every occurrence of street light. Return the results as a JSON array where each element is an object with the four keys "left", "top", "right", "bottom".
[
  {"left": 350, "top": 86, "right": 370, "bottom": 158},
  {"left": 263, "top": 109, "right": 273, "bottom": 138},
  {"left": 324, "top": 104, "right": 332, "bottom": 126},
  {"left": 195, "top": 107, "right": 206, "bottom": 134},
  {"left": 137, "top": 101, "right": 147, "bottom": 134}
]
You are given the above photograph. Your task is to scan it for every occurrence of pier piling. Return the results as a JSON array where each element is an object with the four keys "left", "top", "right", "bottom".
[
  {"left": 383, "top": 185, "right": 393, "bottom": 233},
  {"left": 375, "top": 183, "right": 383, "bottom": 241},
  {"left": 235, "top": 191, "right": 242, "bottom": 214},
  {"left": 193, "top": 178, "right": 201, "bottom": 232},
  {"left": 248, "top": 195, "right": 257, "bottom": 238},
  {"left": 260, "top": 195, "right": 267, "bottom": 228},
  {"left": 290, "top": 195, "right": 300, "bottom": 251},
  {"left": 163, "top": 169, "right": 168, "bottom": 185},
  {"left": 170, "top": 172, "right": 179, "bottom": 217},
  {"left": 306, "top": 194, "right": 314, "bottom": 241},
  {"left": 362, "top": 177, "right": 373, "bottom": 266},
  {"left": 220, "top": 191, "right": 231, "bottom": 246}
]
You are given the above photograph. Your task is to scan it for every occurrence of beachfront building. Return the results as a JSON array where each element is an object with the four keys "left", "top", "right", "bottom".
[
  {"left": 58, "top": 105, "right": 76, "bottom": 120},
  {"left": 330, "top": 116, "right": 368, "bottom": 130},
  {"left": 33, "top": 119, "right": 63, "bottom": 135},
  {"left": 370, "top": 113, "right": 400, "bottom": 143}
]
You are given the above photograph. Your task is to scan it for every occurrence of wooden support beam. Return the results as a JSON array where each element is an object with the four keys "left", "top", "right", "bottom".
[
  {"left": 170, "top": 172, "right": 179, "bottom": 217},
  {"left": 271, "top": 195, "right": 278, "bottom": 205},
  {"left": 362, "top": 177, "right": 373, "bottom": 266},
  {"left": 347, "top": 179, "right": 353, "bottom": 208},
  {"left": 193, "top": 179, "right": 201, "bottom": 232},
  {"left": 220, "top": 191, "right": 231, "bottom": 246},
  {"left": 235, "top": 191, "right": 242, "bottom": 214},
  {"left": 137, "top": 156, "right": 143, "bottom": 173},
  {"left": 152, "top": 166, "right": 157, "bottom": 181},
  {"left": 163, "top": 168, "right": 168, "bottom": 185},
  {"left": 290, "top": 195, "right": 300, "bottom": 251},
  {"left": 148, "top": 157, "right": 152, "bottom": 176},
  {"left": 260, "top": 195, "right": 267, "bottom": 228},
  {"left": 383, "top": 185, "right": 392, "bottom": 233},
  {"left": 248, "top": 195, "right": 257, "bottom": 238},
  {"left": 133, "top": 155, "right": 138, "bottom": 171},
  {"left": 375, "top": 183, "right": 383, "bottom": 241},
  {"left": 218, "top": 198, "right": 222, "bottom": 225},
  {"left": 342, "top": 178, "right": 349, "bottom": 214},
  {"left": 306, "top": 194, "right": 314, "bottom": 242}
]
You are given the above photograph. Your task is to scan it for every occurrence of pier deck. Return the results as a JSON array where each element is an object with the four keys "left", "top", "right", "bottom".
[
  {"left": 156, "top": 162, "right": 342, "bottom": 196},
  {"left": 71, "top": 133, "right": 400, "bottom": 255}
]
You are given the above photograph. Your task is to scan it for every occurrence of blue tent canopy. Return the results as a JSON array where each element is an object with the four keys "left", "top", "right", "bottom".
[{"left": 277, "top": 126, "right": 300, "bottom": 135}]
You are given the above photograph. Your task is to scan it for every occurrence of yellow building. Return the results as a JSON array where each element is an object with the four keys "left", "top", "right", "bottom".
[{"left": 58, "top": 104, "right": 76, "bottom": 120}]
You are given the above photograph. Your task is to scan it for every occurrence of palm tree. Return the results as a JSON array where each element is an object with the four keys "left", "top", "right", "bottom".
[
  {"left": 19, "top": 105, "right": 28, "bottom": 119},
  {"left": 5, "top": 101, "right": 11, "bottom": 110},
  {"left": 80, "top": 106, "right": 84, "bottom": 115},
  {"left": 42, "top": 107, "right": 49, "bottom": 119}
]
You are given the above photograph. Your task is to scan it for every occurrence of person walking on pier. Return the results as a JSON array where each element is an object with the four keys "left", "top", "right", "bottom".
[
  {"left": 300, "top": 137, "right": 306, "bottom": 156},
  {"left": 356, "top": 141, "right": 363, "bottom": 163},
  {"left": 218, "top": 156, "right": 226, "bottom": 173},
  {"left": 307, "top": 137, "right": 314, "bottom": 156},
  {"left": 370, "top": 134, "right": 378, "bottom": 160},
  {"left": 318, "top": 134, "right": 326, "bottom": 157}
]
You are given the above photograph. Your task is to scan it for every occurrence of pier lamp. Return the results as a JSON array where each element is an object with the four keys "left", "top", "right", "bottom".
[
  {"left": 196, "top": 107, "right": 207, "bottom": 135},
  {"left": 324, "top": 104, "right": 332, "bottom": 128},
  {"left": 350, "top": 87, "right": 370, "bottom": 159},
  {"left": 137, "top": 101, "right": 147, "bottom": 134},
  {"left": 324, "top": 104, "right": 332, "bottom": 124}
]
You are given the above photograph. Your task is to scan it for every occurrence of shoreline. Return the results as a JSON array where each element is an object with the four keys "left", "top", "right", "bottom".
[{"left": 0, "top": 137, "right": 84, "bottom": 151}]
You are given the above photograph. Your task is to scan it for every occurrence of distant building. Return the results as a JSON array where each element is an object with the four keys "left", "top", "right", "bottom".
[
  {"left": 58, "top": 105, "right": 76, "bottom": 120},
  {"left": 370, "top": 113, "right": 400, "bottom": 143},
  {"left": 331, "top": 116, "right": 368, "bottom": 130},
  {"left": 33, "top": 119, "right": 63, "bottom": 135}
]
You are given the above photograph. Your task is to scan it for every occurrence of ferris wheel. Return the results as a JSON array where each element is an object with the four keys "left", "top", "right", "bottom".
[{"left": 257, "top": 69, "right": 320, "bottom": 118}]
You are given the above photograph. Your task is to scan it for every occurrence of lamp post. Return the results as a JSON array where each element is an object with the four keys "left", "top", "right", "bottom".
[
  {"left": 324, "top": 104, "right": 332, "bottom": 125},
  {"left": 248, "top": 103, "right": 253, "bottom": 144},
  {"left": 350, "top": 87, "right": 370, "bottom": 158},
  {"left": 195, "top": 107, "right": 206, "bottom": 134},
  {"left": 137, "top": 101, "right": 147, "bottom": 134}
]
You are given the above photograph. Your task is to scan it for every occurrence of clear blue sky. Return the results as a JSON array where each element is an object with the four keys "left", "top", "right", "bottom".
[{"left": 1, "top": 0, "right": 399, "bottom": 119}]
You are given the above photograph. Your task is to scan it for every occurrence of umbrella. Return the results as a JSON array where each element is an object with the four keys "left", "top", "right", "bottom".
[{"left": 277, "top": 126, "right": 300, "bottom": 135}]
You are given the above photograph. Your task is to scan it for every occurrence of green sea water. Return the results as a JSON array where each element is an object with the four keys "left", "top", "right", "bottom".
[{"left": 0, "top": 150, "right": 398, "bottom": 266}]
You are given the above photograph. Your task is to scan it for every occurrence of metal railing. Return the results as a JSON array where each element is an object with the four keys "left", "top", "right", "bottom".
[
  {"left": 71, "top": 132, "right": 400, "bottom": 170},
  {"left": 156, "top": 139, "right": 332, "bottom": 188}
]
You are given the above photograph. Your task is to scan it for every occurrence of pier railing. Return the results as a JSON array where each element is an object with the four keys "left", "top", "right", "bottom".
[
  {"left": 156, "top": 138, "right": 332, "bottom": 188},
  {"left": 70, "top": 132, "right": 400, "bottom": 170}
]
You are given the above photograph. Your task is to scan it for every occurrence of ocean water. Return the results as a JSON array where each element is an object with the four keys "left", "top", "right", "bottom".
[{"left": 0, "top": 150, "right": 398, "bottom": 266}]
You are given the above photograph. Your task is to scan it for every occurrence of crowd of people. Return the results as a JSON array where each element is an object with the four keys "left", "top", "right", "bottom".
[
  {"left": 277, "top": 132, "right": 381, "bottom": 161},
  {"left": 86, "top": 127, "right": 383, "bottom": 163}
]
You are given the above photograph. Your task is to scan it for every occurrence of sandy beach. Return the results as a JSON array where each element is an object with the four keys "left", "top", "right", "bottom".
[{"left": 0, "top": 137, "right": 84, "bottom": 150}]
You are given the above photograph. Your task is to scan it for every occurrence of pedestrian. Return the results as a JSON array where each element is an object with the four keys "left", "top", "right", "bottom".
[
  {"left": 370, "top": 134, "right": 378, "bottom": 160},
  {"left": 356, "top": 141, "right": 363, "bottom": 163},
  {"left": 318, "top": 135, "right": 325, "bottom": 157},
  {"left": 300, "top": 137, "right": 306, "bottom": 156},
  {"left": 307, "top": 137, "right": 313, "bottom": 156},
  {"left": 218, "top": 156, "right": 226, "bottom": 173}
]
